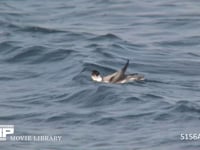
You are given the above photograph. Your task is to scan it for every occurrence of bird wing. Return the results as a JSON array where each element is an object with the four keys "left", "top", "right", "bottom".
[{"left": 103, "top": 60, "right": 129, "bottom": 83}]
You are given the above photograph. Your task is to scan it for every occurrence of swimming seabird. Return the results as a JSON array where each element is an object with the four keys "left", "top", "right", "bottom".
[{"left": 91, "top": 60, "right": 144, "bottom": 84}]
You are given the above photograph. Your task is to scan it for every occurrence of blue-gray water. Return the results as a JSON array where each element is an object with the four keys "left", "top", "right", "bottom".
[{"left": 0, "top": 0, "right": 200, "bottom": 149}]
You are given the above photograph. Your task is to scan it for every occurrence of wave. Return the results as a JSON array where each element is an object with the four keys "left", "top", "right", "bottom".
[
  {"left": 0, "top": 20, "right": 23, "bottom": 30},
  {"left": 154, "top": 113, "right": 172, "bottom": 121},
  {"left": 124, "top": 96, "right": 143, "bottom": 104},
  {"left": 45, "top": 111, "right": 103, "bottom": 124},
  {"left": 0, "top": 41, "right": 21, "bottom": 55},
  {"left": 155, "top": 36, "right": 200, "bottom": 47},
  {"left": 5, "top": 46, "right": 46, "bottom": 63},
  {"left": 19, "top": 25, "right": 64, "bottom": 34},
  {"left": 91, "top": 117, "right": 117, "bottom": 125},
  {"left": 89, "top": 33, "right": 122, "bottom": 42},
  {"left": 154, "top": 101, "right": 200, "bottom": 121},
  {"left": 142, "top": 93, "right": 164, "bottom": 99},
  {"left": 1, "top": 19, "right": 63, "bottom": 34},
  {"left": 82, "top": 61, "right": 116, "bottom": 73},
  {"left": 172, "top": 101, "right": 200, "bottom": 114},
  {"left": 4, "top": 45, "right": 76, "bottom": 64},
  {"left": 35, "top": 49, "right": 76, "bottom": 63},
  {"left": 119, "top": 112, "right": 155, "bottom": 120},
  {"left": 187, "top": 52, "right": 200, "bottom": 57},
  {"left": 0, "top": 112, "right": 43, "bottom": 121},
  {"left": 57, "top": 85, "right": 121, "bottom": 108}
]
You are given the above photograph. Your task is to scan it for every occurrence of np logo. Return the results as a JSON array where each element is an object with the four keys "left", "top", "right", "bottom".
[{"left": 0, "top": 125, "right": 14, "bottom": 141}]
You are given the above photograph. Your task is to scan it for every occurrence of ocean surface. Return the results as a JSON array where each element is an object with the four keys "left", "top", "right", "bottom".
[{"left": 0, "top": 0, "right": 200, "bottom": 149}]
